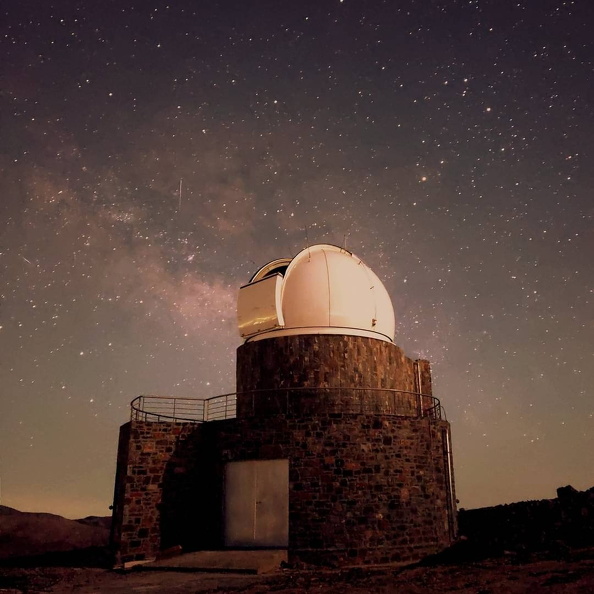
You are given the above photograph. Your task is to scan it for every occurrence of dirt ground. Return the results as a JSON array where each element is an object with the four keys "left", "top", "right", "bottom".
[{"left": 2, "top": 551, "right": 594, "bottom": 594}]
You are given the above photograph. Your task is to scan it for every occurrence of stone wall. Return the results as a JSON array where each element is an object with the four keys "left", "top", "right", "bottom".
[
  {"left": 112, "top": 413, "right": 455, "bottom": 565},
  {"left": 236, "top": 335, "right": 435, "bottom": 419},
  {"left": 218, "top": 414, "right": 455, "bottom": 565},
  {"left": 230, "top": 334, "right": 455, "bottom": 564},
  {"left": 110, "top": 420, "right": 215, "bottom": 563},
  {"left": 109, "top": 422, "right": 130, "bottom": 554},
  {"left": 237, "top": 335, "right": 422, "bottom": 393},
  {"left": 111, "top": 334, "right": 456, "bottom": 566}
]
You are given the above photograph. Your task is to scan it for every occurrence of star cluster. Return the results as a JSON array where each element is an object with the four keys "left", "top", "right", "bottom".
[{"left": 1, "top": 0, "right": 592, "bottom": 518}]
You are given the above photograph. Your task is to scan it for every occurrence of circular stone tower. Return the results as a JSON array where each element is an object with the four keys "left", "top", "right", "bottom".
[{"left": 232, "top": 244, "right": 456, "bottom": 565}]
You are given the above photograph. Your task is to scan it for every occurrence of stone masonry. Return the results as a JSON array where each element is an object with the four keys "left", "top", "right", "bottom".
[
  {"left": 218, "top": 414, "right": 454, "bottom": 565},
  {"left": 111, "top": 334, "right": 456, "bottom": 565}
]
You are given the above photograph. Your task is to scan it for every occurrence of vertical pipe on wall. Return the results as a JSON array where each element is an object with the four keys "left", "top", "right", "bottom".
[
  {"left": 442, "top": 427, "right": 457, "bottom": 540},
  {"left": 414, "top": 360, "right": 422, "bottom": 417}
]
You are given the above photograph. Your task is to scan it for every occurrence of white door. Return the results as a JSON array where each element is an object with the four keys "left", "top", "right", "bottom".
[{"left": 224, "top": 459, "right": 289, "bottom": 547}]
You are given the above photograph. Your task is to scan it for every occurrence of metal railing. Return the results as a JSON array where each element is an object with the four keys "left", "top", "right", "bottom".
[
  {"left": 130, "top": 388, "right": 444, "bottom": 423},
  {"left": 130, "top": 393, "right": 236, "bottom": 423}
]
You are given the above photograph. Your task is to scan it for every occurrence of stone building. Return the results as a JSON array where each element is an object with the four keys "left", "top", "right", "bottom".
[{"left": 110, "top": 244, "right": 457, "bottom": 566}]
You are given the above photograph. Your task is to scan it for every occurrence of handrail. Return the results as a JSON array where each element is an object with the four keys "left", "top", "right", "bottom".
[{"left": 130, "top": 388, "right": 444, "bottom": 423}]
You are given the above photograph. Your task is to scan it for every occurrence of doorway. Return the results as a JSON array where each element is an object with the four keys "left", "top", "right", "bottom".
[{"left": 224, "top": 459, "right": 289, "bottom": 547}]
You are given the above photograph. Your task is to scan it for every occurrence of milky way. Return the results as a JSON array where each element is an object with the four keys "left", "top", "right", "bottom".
[{"left": 1, "top": 0, "right": 593, "bottom": 518}]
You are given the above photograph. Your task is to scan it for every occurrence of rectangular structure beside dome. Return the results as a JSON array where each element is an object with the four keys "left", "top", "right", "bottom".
[{"left": 237, "top": 273, "right": 285, "bottom": 338}]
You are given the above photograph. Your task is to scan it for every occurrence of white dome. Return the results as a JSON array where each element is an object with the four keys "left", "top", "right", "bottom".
[{"left": 238, "top": 244, "right": 395, "bottom": 343}]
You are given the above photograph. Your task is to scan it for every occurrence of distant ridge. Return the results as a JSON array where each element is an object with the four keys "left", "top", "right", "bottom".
[
  {"left": 74, "top": 515, "right": 112, "bottom": 531},
  {"left": 0, "top": 505, "right": 111, "bottom": 563}
]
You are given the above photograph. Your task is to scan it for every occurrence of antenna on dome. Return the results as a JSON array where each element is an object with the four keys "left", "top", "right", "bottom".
[
  {"left": 305, "top": 226, "right": 311, "bottom": 261},
  {"left": 343, "top": 234, "right": 347, "bottom": 251}
]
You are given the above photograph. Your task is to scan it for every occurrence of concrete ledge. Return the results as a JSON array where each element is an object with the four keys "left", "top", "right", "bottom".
[{"left": 139, "top": 550, "right": 288, "bottom": 574}]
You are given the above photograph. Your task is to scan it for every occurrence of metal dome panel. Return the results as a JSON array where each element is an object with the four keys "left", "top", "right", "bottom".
[
  {"left": 237, "top": 244, "right": 395, "bottom": 343},
  {"left": 237, "top": 273, "right": 285, "bottom": 338},
  {"left": 281, "top": 246, "right": 332, "bottom": 328}
]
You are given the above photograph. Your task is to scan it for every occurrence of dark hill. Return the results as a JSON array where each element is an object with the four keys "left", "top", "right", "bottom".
[
  {"left": 0, "top": 505, "right": 110, "bottom": 564},
  {"left": 75, "top": 515, "right": 112, "bottom": 531}
]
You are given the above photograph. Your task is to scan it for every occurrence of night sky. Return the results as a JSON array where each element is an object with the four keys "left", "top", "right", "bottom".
[{"left": 1, "top": 0, "right": 593, "bottom": 519}]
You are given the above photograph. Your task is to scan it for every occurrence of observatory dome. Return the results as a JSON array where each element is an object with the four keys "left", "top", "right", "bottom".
[{"left": 238, "top": 244, "right": 395, "bottom": 343}]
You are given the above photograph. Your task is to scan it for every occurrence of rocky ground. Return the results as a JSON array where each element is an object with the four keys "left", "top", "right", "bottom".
[
  {"left": 2, "top": 489, "right": 594, "bottom": 593},
  {"left": 1, "top": 549, "right": 594, "bottom": 593}
]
